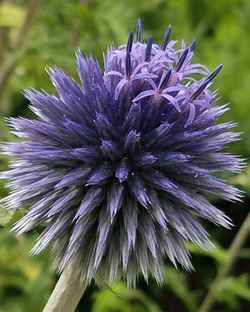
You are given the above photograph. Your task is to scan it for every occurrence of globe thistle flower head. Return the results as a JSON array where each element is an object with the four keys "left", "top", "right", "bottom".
[{"left": 1, "top": 20, "right": 244, "bottom": 287}]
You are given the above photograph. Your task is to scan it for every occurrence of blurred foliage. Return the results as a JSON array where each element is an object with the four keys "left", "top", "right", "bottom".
[
  {"left": 0, "top": 228, "right": 52, "bottom": 312},
  {"left": 0, "top": 203, "right": 13, "bottom": 226},
  {"left": 0, "top": 3, "right": 24, "bottom": 27},
  {"left": 92, "top": 283, "right": 161, "bottom": 312},
  {"left": 0, "top": 0, "right": 250, "bottom": 311}
]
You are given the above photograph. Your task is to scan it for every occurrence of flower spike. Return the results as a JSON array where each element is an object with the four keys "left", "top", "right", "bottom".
[
  {"left": 191, "top": 64, "right": 223, "bottom": 100},
  {"left": 127, "top": 31, "right": 134, "bottom": 52},
  {"left": 176, "top": 48, "right": 189, "bottom": 71},
  {"left": 159, "top": 69, "right": 172, "bottom": 91},
  {"left": 125, "top": 51, "right": 131, "bottom": 78},
  {"left": 161, "top": 25, "right": 172, "bottom": 50},
  {"left": 145, "top": 36, "right": 153, "bottom": 62},
  {"left": 136, "top": 19, "right": 142, "bottom": 42},
  {"left": 190, "top": 40, "right": 196, "bottom": 52}
]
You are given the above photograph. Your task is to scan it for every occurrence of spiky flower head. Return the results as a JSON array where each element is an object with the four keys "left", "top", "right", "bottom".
[{"left": 1, "top": 20, "right": 243, "bottom": 286}]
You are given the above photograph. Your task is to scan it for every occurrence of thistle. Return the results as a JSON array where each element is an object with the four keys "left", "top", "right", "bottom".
[{"left": 1, "top": 20, "right": 243, "bottom": 288}]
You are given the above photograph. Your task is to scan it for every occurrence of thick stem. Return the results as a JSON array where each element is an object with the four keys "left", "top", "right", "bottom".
[
  {"left": 198, "top": 212, "right": 250, "bottom": 312},
  {"left": 43, "top": 263, "right": 88, "bottom": 312}
]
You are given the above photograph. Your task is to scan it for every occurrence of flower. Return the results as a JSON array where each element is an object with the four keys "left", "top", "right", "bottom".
[{"left": 1, "top": 20, "right": 243, "bottom": 287}]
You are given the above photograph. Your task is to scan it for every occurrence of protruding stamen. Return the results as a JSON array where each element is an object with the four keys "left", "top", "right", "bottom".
[
  {"left": 136, "top": 19, "right": 142, "bottom": 42},
  {"left": 190, "top": 40, "right": 196, "bottom": 52},
  {"left": 161, "top": 25, "right": 172, "bottom": 50},
  {"left": 159, "top": 69, "right": 172, "bottom": 91},
  {"left": 126, "top": 51, "right": 131, "bottom": 78},
  {"left": 145, "top": 36, "right": 153, "bottom": 62},
  {"left": 176, "top": 48, "right": 189, "bottom": 71},
  {"left": 191, "top": 64, "right": 223, "bottom": 100},
  {"left": 127, "top": 31, "right": 134, "bottom": 52}
]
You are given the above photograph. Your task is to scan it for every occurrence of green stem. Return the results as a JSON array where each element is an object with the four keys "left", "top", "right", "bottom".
[
  {"left": 43, "top": 263, "right": 88, "bottom": 312},
  {"left": 198, "top": 212, "right": 250, "bottom": 312}
]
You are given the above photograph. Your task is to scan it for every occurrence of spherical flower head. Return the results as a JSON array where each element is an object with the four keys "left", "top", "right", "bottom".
[{"left": 1, "top": 20, "right": 244, "bottom": 286}]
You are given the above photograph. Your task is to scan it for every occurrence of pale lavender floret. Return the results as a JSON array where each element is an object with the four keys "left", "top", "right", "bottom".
[{"left": 0, "top": 20, "right": 244, "bottom": 287}]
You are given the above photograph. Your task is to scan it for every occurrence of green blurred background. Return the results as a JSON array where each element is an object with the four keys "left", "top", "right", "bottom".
[{"left": 0, "top": 0, "right": 250, "bottom": 311}]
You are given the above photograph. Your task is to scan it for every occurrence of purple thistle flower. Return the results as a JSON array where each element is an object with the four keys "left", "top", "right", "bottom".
[{"left": 1, "top": 20, "right": 244, "bottom": 286}]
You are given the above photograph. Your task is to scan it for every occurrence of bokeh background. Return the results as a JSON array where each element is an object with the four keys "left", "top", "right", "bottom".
[{"left": 0, "top": 0, "right": 250, "bottom": 311}]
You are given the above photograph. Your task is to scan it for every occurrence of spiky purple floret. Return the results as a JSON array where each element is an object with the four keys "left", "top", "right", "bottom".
[{"left": 1, "top": 21, "right": 244, "bottom": 287}]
